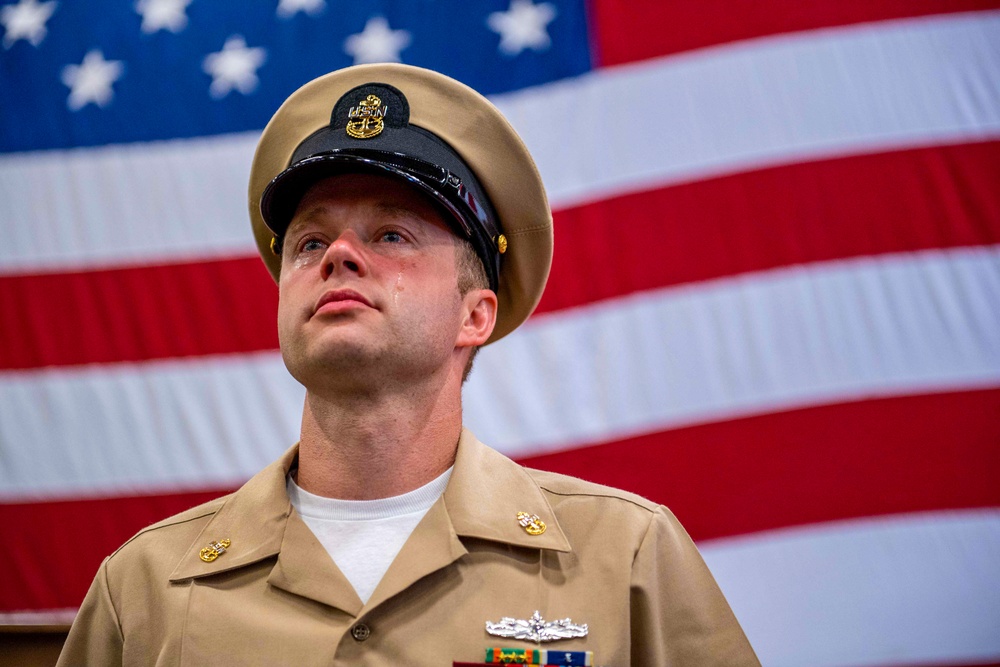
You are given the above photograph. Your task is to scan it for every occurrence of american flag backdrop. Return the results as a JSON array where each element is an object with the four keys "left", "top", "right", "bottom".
[{"left": 2, "top": 0, "right": 1000, "bottom": 664}]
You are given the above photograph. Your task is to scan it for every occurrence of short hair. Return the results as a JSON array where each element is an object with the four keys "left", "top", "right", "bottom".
[{"left": 456, "top": 239, "right": 489, "bottom": 382}]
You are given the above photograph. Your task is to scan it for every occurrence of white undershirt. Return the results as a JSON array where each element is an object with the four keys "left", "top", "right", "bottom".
[{"left": 286, "top": 468, "right": 453, "bottom": 604}]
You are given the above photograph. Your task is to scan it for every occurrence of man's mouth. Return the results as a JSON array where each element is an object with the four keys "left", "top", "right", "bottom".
[{"left": 313, "top": 289, "right": 375, "bottom": 315}]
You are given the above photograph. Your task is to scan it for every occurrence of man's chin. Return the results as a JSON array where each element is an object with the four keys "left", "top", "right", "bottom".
[{"left": 282, "top": 336, "right": 376, "bottom": 380}]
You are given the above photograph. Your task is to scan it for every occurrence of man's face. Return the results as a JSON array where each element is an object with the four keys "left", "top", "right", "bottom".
[{"left": 276, "top": 172, "right": 480, "bottom": 390}]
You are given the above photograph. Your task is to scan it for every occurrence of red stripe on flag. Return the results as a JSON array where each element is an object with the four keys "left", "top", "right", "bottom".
[
  {"left": 2, "top": 141, "right": 999, "bottom": 369},
  {"left": 2, "top": 388, "right": 998, "bottom": 612},
  {"left": 0, "top": 256, "right": 278, "bottom": 370},
  {"left": 0, "top": 489, "right": 228, "bottom": 613},
  {"left": 536, "top": 140, "right": 1000, "bottom": 315},
  {"left": 589, "top": 0, "right": 1000, "bottom": 67},
  {"left": 519, "top": 388, "right": 1000, "bottom": 542}
]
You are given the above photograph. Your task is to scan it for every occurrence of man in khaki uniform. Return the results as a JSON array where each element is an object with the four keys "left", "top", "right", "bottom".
[{"left": 59, "top": 64, "right": 760, "bottom": 666}]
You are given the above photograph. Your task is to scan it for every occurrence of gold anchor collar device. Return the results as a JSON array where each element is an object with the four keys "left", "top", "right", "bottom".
[
  {"left": 517, "top": 511, "right": 546, "bottom": 536},
  {"left": 199, "top": 538, "right": 231, "bottom": 563}
]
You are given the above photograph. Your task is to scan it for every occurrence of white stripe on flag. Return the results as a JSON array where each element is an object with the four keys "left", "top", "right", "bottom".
[
  {"left": 2, "top": 11, "right": 999, "bottom": 272},
  {"left": 0, "top": 132, "right": 259, "bottom": 273},
  {"left": 2, "top": 246, "right": 998, "bottom": 500},
  {"left": 506, "top": 10, "right": 1000, "bottom": 210},
  {"left": 465, "top": 245, "right": 1000, "bottom": 457},
  {"left": 0, "top": 352, "right": 303, "bottom": 501},
  {"left": 703, "top": 509, "right": 1000, "bottom": 667},
  {"left": 0, "top": 609, "right": 78, "bottom": 626}
]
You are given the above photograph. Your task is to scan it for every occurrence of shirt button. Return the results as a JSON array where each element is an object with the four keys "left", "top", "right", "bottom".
[{"left": 351, "top": 623, "right": 371, "bottom": 642}]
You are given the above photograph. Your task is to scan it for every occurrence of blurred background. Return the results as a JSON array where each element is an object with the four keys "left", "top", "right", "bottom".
[{"left": 1, "top": 1, "right": 999, "bottom": 665}]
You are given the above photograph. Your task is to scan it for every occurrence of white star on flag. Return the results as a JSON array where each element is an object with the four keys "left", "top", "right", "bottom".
[
  {"left": 135, "top": 0, "right": 191, "bottom": 34},
  {"left": 487, "top": 0, "right": 557, "bottom": 56},
  {"left": 202, "top": 35, "right": 267, "bottom": 99},
  {"left": 343, "top": 16, "right": 411, "bottom": 65},
  {"left": 60, "top": 49, "right": 124, "bottom": 110},
  {"left": 276, "top": 0, "right": 324, "bottom": 19},
  {"left": 1, "top": 0, "right": 57, "bottom": 49}
]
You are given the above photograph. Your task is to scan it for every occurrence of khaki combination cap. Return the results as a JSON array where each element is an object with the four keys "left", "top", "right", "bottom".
[{"left": 248, "top": 63, "right": 553, "bottom": 344}]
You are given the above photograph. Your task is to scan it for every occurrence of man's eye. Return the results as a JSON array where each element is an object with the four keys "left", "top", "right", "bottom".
[
  {"left": 300, "top": 238, "right": 326, "bottom": 252},
  {"left": 380, "top": 230, "right": 405, "bottom": 243}
]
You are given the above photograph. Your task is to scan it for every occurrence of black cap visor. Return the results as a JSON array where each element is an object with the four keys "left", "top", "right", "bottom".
[{"left": 261, "top": 148, "right": 501, "bottom": 291}]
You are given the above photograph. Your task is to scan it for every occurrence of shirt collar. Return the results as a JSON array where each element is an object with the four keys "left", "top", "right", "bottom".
[
  {"left": 443, "top": 428, "right": 571, "bottom": 553},
  {"left": 169, "top": 427, "right": 570, "bottom": 583},
  {"left": 169, "top": 445, "right": 296, "bottom": 582}
]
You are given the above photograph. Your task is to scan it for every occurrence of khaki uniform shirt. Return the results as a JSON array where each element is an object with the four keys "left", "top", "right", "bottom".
[{"left": 58, "top": 429, "right": 759, "bottom": 666}]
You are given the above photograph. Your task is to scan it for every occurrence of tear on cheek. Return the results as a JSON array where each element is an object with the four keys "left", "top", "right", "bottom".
[
  {"left": 293, "top": 254, "right": 318, "bottom": 270},
  {"left": 393, "top": 271, "right": 404, "bottom": 305}
]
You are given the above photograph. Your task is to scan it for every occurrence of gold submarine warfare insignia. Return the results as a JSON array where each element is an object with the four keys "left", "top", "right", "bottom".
[
  {"left": 199, "top": 538, "right": 231, "bottom": 562},
  {"left": 517, "top": 511, "right": 546, "bottom": 535},
  {"left": 346, "top": 94, "right": 388, "bottom": 139}
]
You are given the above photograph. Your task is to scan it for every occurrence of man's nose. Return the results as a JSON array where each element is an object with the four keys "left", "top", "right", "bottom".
[{"left": 320, "top": 231, "right": 368, "bottom": 280}]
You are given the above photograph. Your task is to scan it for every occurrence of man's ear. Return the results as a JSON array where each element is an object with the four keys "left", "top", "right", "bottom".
[{"left": 457, "top": 288, "right": 498, "bottom": 348}]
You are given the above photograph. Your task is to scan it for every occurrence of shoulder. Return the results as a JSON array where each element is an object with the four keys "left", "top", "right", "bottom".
[
  {"left": 107, "top": 494, "right": 230, "bottom": 564},
  {"left": 522, "top": 466, "right": 665, "bottom": 549},
  {"left": 524, "top": 466, "right": 660, "bottom": 513},
  {"left": 510, "top": 466, "right": 698, "bottom": 577}
]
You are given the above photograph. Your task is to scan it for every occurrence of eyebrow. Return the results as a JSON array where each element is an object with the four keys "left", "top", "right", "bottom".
[
  {"left": 287, "top": 201, "right": 427, "bottom": 237},
  {"left": 285, "top": 205, "right": 329, "bottom": 237},
  {"left": 375, "top": 202, "right": 428, "bottom": 222}
]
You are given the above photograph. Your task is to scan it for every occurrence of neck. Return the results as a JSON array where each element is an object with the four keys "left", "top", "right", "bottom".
[{"left": 294, "top": 374, "right": 463, "bottom": 500}]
